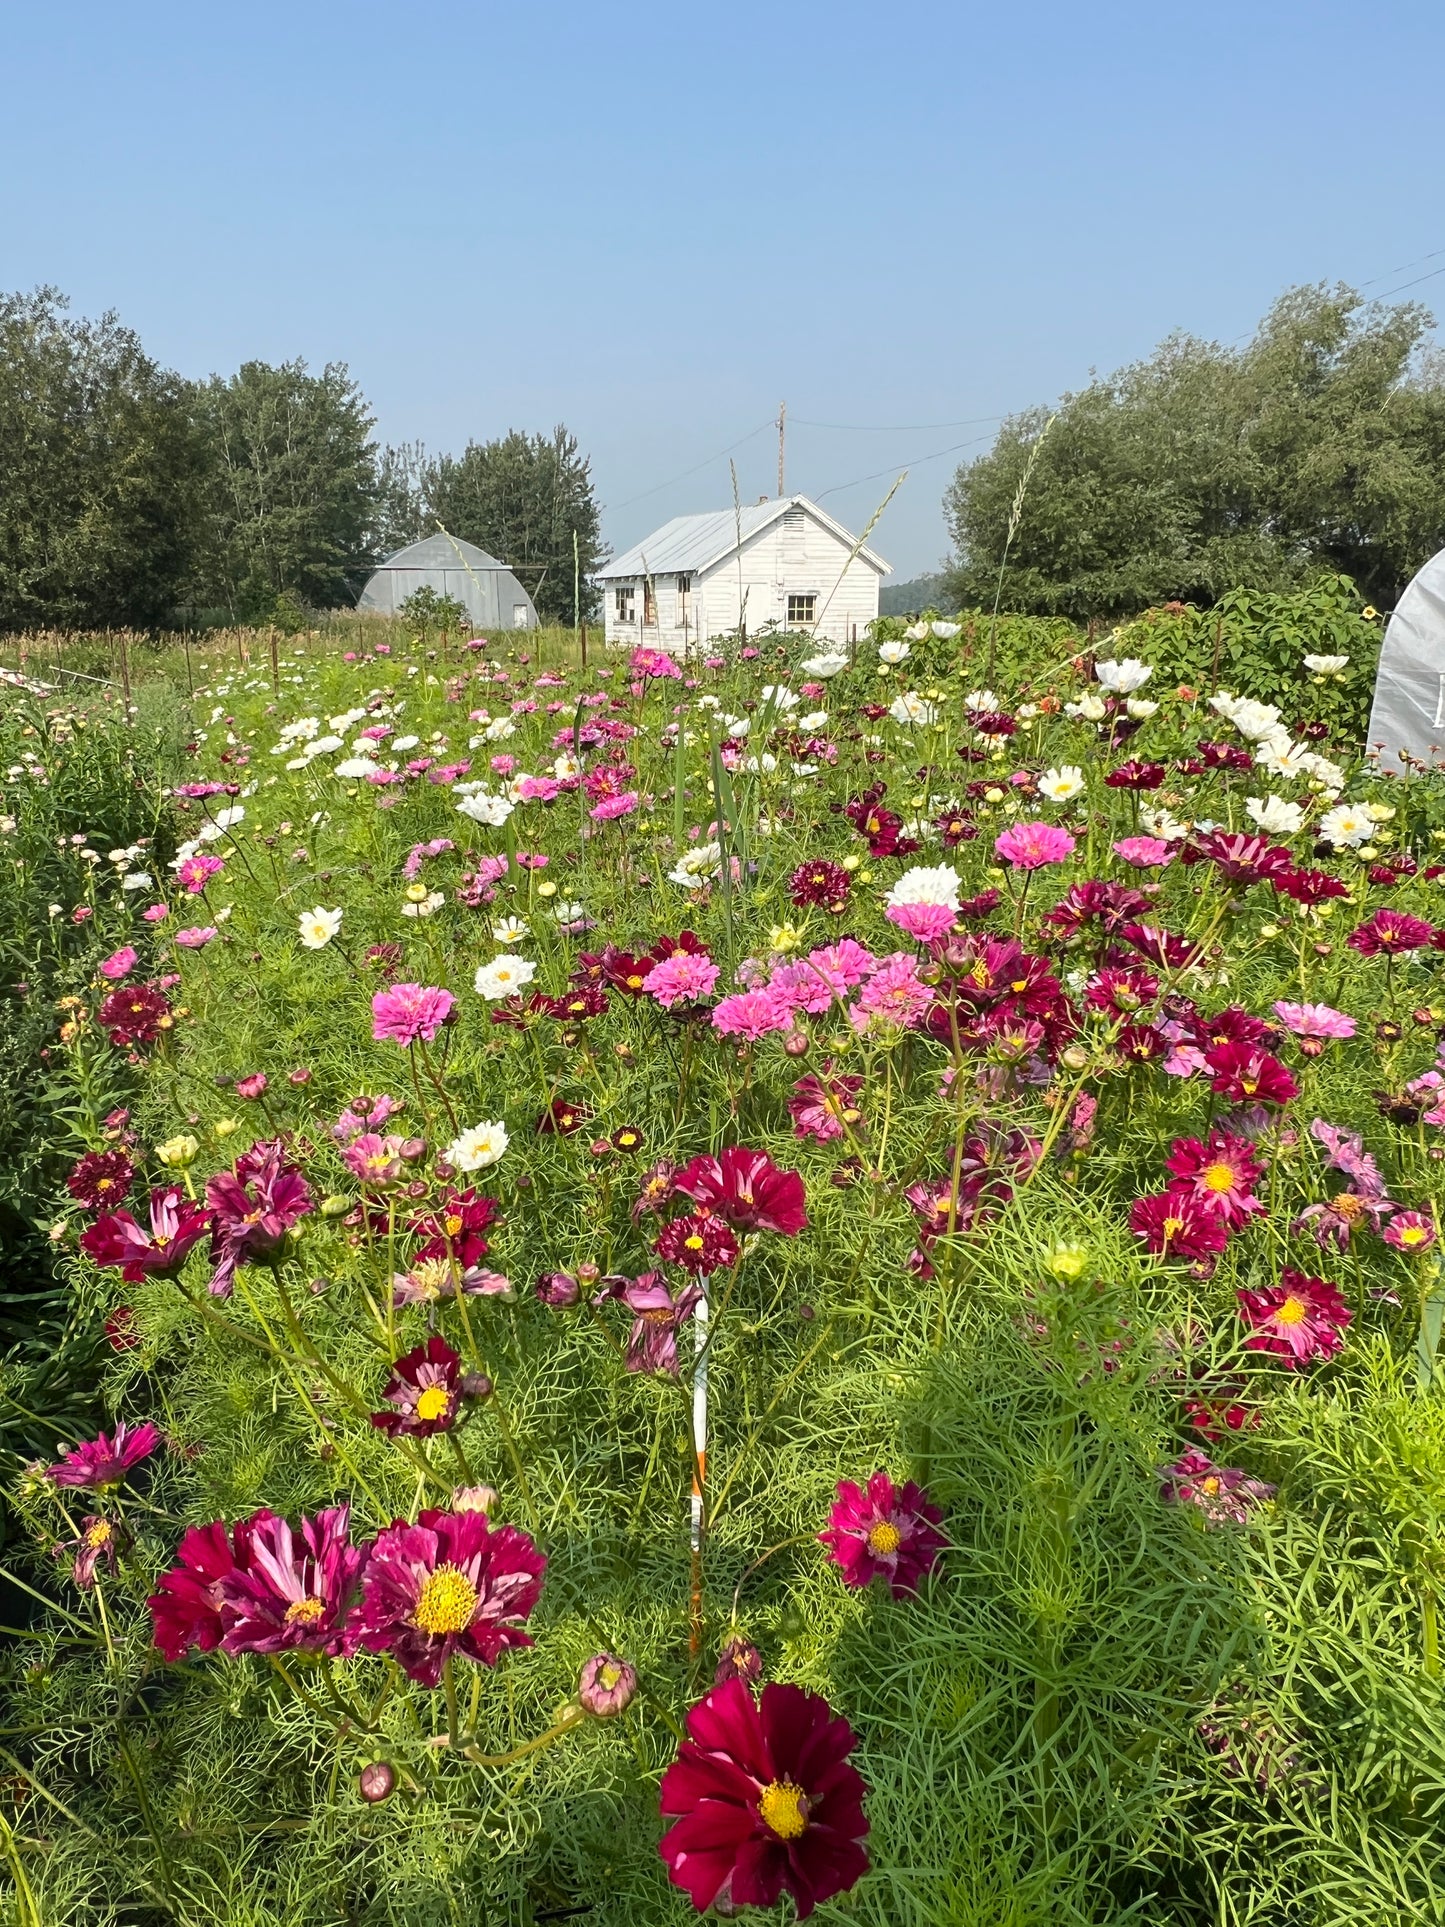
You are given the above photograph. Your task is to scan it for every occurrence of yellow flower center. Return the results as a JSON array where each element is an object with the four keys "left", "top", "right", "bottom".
[
  {"left": 684, "top": 1234, "right": 705, "bottom": 1251},
  {"left": 1201, "top": 1162, "right": 1235, "bottom": 1194},
  {"left": 866, "top": 1521, "right": 902, "bottom": 1555},
  {"left": 758, "top": 1778, "right": 809, "bottom": 1840},
  {"left": 1274, "top": 1295, "right": 1307, "bottom": 1327},
  {"left": 444, "top": 1213, "right": 464, "bottom": 1237},
  {"left": 598, "top": 1661, "right": 622, "bottom": 1689},
  {"left": 284, "top": 1596, "right": 326, "bottom": 1626},
  {"left": 1241, "top": 1078, "right": 1259, "bottom": 1096},
  {"left": 1335, "top": 1194, "right": 1365, "bottom": 1223},
  {"left": 1162, "top": 1216, "right": 1184, "bottom": 1238},
  {"left": 413, "top": 1563, "right": 479, "bottom": 1636},
  {"left": 1199, "top": 1476, "right": 1221, "bottom": 1496},
  {"left": 969, "top": 961, "right": 991, "bottom": 989},
  {"left": 617, "top": 1132, "right": 638, "bottom": 1148},
  {"left": 1401, "top": 1225, "right": 1427, "bottom": 1247},
  {"left": 626, "top": 974, "right": 644, "bottom": 989},
  {"left": 415, "top": 1385, "right": 451, "bottom": 1422},
  {"left": 84, "top": 1521, "right": 113, "bottom": 1548}
]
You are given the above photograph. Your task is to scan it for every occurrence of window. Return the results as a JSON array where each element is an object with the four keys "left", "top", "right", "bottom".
[
  {"left": 677, "top": 574, "right": 692, "bottom": 628},
  {"left": 642, "top": 580, "right": 657, "bottom": 627},
  {"left": 615, "top": 584, "right": 636, "bottom": 623},
  {"left": 512, "top": 604, "right": 530, "bottom": 628},
  {"left": 786, "top": 593, "right": 817, "bottom": 628}
]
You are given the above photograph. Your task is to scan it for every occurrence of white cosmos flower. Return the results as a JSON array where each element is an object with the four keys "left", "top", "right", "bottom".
[
  {"left": 1125, "top": 697, "right": 1159, "bottom": 719},
  {"left": 553, "top": 900, "right": 587, "bottom": 922},
  {"left": 1038, "top": 765, "right": 1086, "bottom": 803},
  {"left": 491, "top": 916, "right": 530, "bottom": 944},
  {"left": 1300, "top": 752, "right": 1345, "bottom": 792},
  {"left": 446, "top": 1119, "right": 509, "bottom": 1171},
  {"left": 120, "top": 872, "right": 153, "bottom": 891},
  {"left": 800, "top": 652, "right": 848, "bottom": 679},
  {"left": 473, "top": 955, "right": 538, "bottom": 999},
  {"left": 1245, "top": 795, "right": 1305, "bottom": 835},
  {"left": 305, "top": 735, "right": 345, "bottom": 758},
  {"left": 1254, "top": 737, "right": 1312, "bottom": 779},
  {"left": 963, "top": 688, "right": 999, "bottom": 711},
  {"left": 1140, "top": 807, "right": 1188, "bottom": 842},
  {"left": 1303, "top": 653, "right": 1349, "bottom": 675},
  {"left": 878, "top": 640, "right": 911, "bottom": 665},
  {"left": 742, "top": 752, "right": 778, "bottom": 774},
  {"left": 482, "top": 716, "right": 516, "bottom": 742},
  {"left": 402, "top": 890, "right": 445, "bottom": 917},
  {"left": 668, "top": 841, "right": 721, "bottom": 888},
  {"left": 297, "top": 905, "right": 342, "bottom": 949},
  {"left": 335, "top": 756, "right": 380, "bottom": 779},
  {"left": 798, "top": 711, "right": 829, "bottom": 731},
  {"left": 392, "top": 735, "right": 420, "bottom": 752},
  {"left": 903, "top": 622, "right": 930, "bottom": 641},
  {"left": 889, "top": 692, "right": 938, "bottom": 727},
  {"left": 212, "top": 805, "right": 246, "bottom": 829},
  {"left": 886, "top": 864, "right": 961, "bottom": 910},
  {"left": 1095, "top": 658, "right": 1152, "bottom": 694},
  {"left": 1318, "top": 803, "right": 1372, "bottom": 848},
  {"left": 1065, "top": 694, "right": 1108, "bottom": 722},
  {"left": 1212, "top": 694, "right": 1283, "bottom": 741},
  {"left": 456, "top": 790, "right": 515, "bottom": 827},
  {"left": 930, "top": 620, "right": 960, "bottom": 639},
  {"left": 760, "top": 684, "right": 801, "bottom": 711},
  {"left": 279, "top": 716, "right": 319, "bottom": 742}
]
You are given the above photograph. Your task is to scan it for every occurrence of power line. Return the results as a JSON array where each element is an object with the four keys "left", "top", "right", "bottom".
[
  {"left": 790, "top": 412, "right": 1006, "bottom": 432},
  {"left": 608, "top": 419, "right": 776, "bottom": 511},
  {"left": 813, "top": 431, "right": 996, "bottom": 502}
]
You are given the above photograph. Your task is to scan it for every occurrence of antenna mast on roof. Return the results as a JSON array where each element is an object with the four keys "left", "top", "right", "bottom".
[{"left": 777, "top": 400, "right": 786, "bottom": 497}]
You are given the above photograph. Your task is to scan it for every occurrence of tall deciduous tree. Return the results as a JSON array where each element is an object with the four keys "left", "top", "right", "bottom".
[
  {"left": 426, "top": 426, "right": 607, "bottom": 622},
  {"left": 192, "top": 360, "right": 379, "bottom": 618},
  {"left": 0, "top": 288, "right": 203, "bottom": 630},
  {"left": 943, "top": 284, "right": 1445, "bottom": 618}
]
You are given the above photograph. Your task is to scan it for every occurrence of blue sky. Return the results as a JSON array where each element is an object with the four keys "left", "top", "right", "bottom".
[{"left": 4, "top": 0, "right": 1443, "bottom": 579}]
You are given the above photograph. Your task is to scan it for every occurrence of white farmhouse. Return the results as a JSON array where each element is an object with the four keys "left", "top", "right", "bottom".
[{"left": 597, "top": 494, "right": 889, "bottom": 652}]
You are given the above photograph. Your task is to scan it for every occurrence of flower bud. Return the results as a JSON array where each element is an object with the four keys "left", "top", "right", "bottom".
[
  {"left": 288, "top": 1066, "right": 313, "bottom": 1086},
  {"left": 358, "top": 1761, "right": 395, "bottom": 1804},
  {"left": 461, "top": 1372, "right": 493, "bottom": 1401},
  {"left": 320, "top": 1193, "right": 352, "bottom": 1217},
  {"left": 536, "top": 1271, "right": 580, "bottom": 1308},
  {"left": 155, "top": 1134, "right": 199, "bottom": 1169},
  {"left": 714, "top": 1634, "right": 762, "bottom": 1685},
  {"left": 577, "top": 1653, "right": 638, "bottom": 1717},
  {"left": 399, "top": 1137, "right": 427, "bottom": 1163},
  {"left": 783, "top": 1030, "right": 810, "bottom": 1058},
  {"left": 452, "top": 1484, "right": 499, "bottom": 1516}
]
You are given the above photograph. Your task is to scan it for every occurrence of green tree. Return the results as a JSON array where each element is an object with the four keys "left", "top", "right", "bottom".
[
  {"left": 943, "top": 283, "right": 1445, "bottom": 619},
  {"left": 426, "top": 425, "right": 607, "bottom": 622},
  {"left": 192, "top": 359, "right": 379, "bottom": 618},
  {"left": 0, "top": 288, "right": 203, "bottom": 630}
]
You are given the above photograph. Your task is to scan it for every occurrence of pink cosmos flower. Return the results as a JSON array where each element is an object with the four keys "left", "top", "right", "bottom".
[
  {"left": 1383, "top": 1210, "right": 1437, "bottom": 1254},
  {"left": 819, "top": 1471, "right": 945, "bottom": 1597},
  {"left": 142, "top": 903, "right": 169, "bottom": 923},
  {"left": 341, "top": 1132, "right": 409, "bottom": 1189},
  {"left": 175, "top": 926, "right": 218, "bottom": 949},
  {"left": 354, "top": 1508, "right": 546, "bottom": 1686},
  {"left": 787, "top": 1072, "right": 865, "bottom": 1142},
  {"left": 994, "top": 821, "right": 1076, "bottom": 870},
  {"left": 1272, "top": 1001, "right": 1356, "bottom": 1043},
  {"left": 1237, "top": 1268, "right": 1351, "bottom": 1368},
  {"left": 712, "top": 988, "right": 794, "bottom": 1040},
  {"left": 853, "top": 953, "right": 932, "bottom": 1028},
  {"left": 371, "top": 983, "right": 455, "bottom": 1046},
  {"left": 47, "top": 1420, "right": 161, "bottom": 1491},
  {"left": 589, "top": 791, "right": 639, "bottom": 821},
  {"left": 1163, "top": 1132, "right": 1266, "bottom": 1226},
  {"left": 885, "top": 900, "right": 956, "bottom": 943},
  {"left": 98, "top": 946, "right": 137, "bottom": 980},
  {"left": 1158, "top": 1450, "right": 1275, "bottom": 1526},
  {"left": 646, "top": 952, "right": 720, "bottom": 1009},
  {"left": 1113, "top": 836, "right": 1175, "bottom": 869},
  {"left": 176, "top": 853, "right": 224, "bottom": 895}
]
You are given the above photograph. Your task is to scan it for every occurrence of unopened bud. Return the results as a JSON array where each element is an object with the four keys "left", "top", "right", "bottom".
[
  {"left": 461, "top": 1372, "right": 493, "bottom": 1401},
  {"left": 577, "top": 1653, "right": 638, "bottom": 1717},
  {"left": 783, "top": 1030, "right": 810, "bottom": 1058},
  {"left": 358, "top": 1761, "right": 395, "bottom": 1803}
]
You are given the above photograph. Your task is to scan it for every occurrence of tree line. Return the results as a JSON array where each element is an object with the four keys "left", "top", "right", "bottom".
[
  {"left": 0, "top": 288, "right": 606, "bottom": 630},
  {"left": 943, "top": 283, "right": 1445, "bottom": 618}
]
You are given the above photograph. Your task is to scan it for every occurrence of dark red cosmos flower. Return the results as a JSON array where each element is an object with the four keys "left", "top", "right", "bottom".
[
  {"left": 1195, "top": 1005, "right": 1273, "bottom": 1051},
  {"left": 355, "top": 1507, "right": 546, "bottom": 1686},
  {"left": 1042, "top": 880, "right": 1149, "bottom": 942},
  {"left": 1117, "top": 1022, "right": 1167, "bottom": 1063},
  {"left": 407, "top": 1187, "right": 499, "bottom": 1270},
  {"left": 632, "top": 1157, "right": 679, "bottom": 1222},
  {"left": 148, "top": 1518, "right": 249, "bottom": 1659},
  {"left": 1129, "top": 1190, "right": 1231, "bottom": 1262},
  {"left": 218, "top": 1505, "right": 367, "bottom": 1656},
  {"left": 970, "top": 710, "right": 1016, "bottom": 738},
  {"left": 98, "top": 982, "right": 173, "bottom": 1048},
  {"left": 370, "top": 1335, "right": 464, "bottom": 1436},
  {"left": 205, "top": 1139, "right": 314, "bottom": 1297},
  {"left": 1272, "top": 865, "right": 1348, "bottom": 905},
  {"left": 1197, "top": 740, "right": 1254, "bottom": 773},
  {"left": 1346, "top": 910, "right": 1436, "bottom": 957},
  {"left": 840, "top": 784, "right": 918, "bottom": 857},
  {"left": 81, "top": 1186, "right": 212, "bottom": 1283},
  {"left": 47, "top": 1419, "right": 161, "bottom": 1490},
  {"left": 658, "top": 1677, "right": 869, "bottom": 1919},
  {"left": 66, "top": 1149, "right": 134, "bottom": 1211},
  {"left": 1085, "top": 966, "right": 1160, "bottom": 1018},
  {"left": 819, "top": 1471, "right": 944, "bottom": 1597},
  {"left": 789, "top": 860, "right": 852, "bottom": 912},
  {"left": 650, "top": 929, "right": 710, "bottom": 965},
  {"left": 655, "top": 1212, "right": 741, "bottom": 1273},
  {"left": 673, "top": 1147, "right": 808, "bottom": 1236},
  {"left": 104, "top": 1305, "right": 141, "bottom": 1351},
  {"left": 956, "top": 887, "right": 1002, "bottom": 922},
  {"left": 1119, "top": 921, "right": 1202, "bottom": 970},
  {"left": 1204, "top": 1041, "right": 1299, "bottom": 1106},
  {"left": 593, "top": 946, "right": 656, "bottom": 995},
  {"left": 1164, "top": 1132, "right": 1265, "bottom": 1225},
  {"left": 1158, "top": 1449, "right": 1275, "bottom": 1525},
  {"left": 1104, "top": 759, "right": 1166, "bottom": 790},
  {"left": 1237, "top": 1268, "right": 1352, "bottom": 1368},
  {"left": 1185, "top": 831, "right": 1295, "bottom": 887},
  {"left": 536, "top": 1096, "right": 590, "bottom": 1134},
  {"left": 934, "top": 809, "right": 978, "bottom": 849},
  {"left": 537, "top": 986, "right": 610, "bottom": 1021}
]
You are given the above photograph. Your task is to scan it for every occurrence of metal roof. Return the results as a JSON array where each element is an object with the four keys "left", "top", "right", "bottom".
[
  {"left": 375, "top": 533, "right": 510, "bottom": 572},
  {"left": 596, "top": 495, "right": 890, "bottom": 580}
]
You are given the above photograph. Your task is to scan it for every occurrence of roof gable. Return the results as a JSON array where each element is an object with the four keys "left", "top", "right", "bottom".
[{"left": 597, "top": 495, "right": 890, "bottom": 579}]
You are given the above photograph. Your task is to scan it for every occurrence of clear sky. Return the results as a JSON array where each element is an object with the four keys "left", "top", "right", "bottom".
[{"left": 4, "top": 0, "right": 1443, "bottom": 580}]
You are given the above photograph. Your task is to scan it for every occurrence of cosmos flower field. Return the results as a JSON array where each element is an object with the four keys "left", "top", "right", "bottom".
[{"left": 7, "top": 613, "right": 1445, "bottom": 1925}]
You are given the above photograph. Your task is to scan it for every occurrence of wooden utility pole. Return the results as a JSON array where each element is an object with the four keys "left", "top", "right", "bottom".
[{"left": 777, "top": 400, "right": 786, "bottom": 497}]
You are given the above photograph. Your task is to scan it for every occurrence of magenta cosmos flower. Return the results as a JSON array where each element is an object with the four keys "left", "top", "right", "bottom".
[
  {"left": 1384, "top": 1210, "right": 1437, "bottom": 1254},
  {"left": 1159, "top": 1449, "right": 1275, "bottom": 1526},
  {"left": 1346, "top": 910, "right": 1435, "bottom": 958},
  {"left": 1163, "top": 1132, "right": 1265, "bottom": 1227},
  {"left": 80, "top": 1186, "right": 213, "bottom": 1283},
  {"left": 148, "top": 1518, "right": 248, "bottom": 1659},
  {"left": 218, "top": 1504, "right": 367, "bottom": 1656},
  {"left": 711, "top": 988, "right": 795, "bottom": 1040},
  {"left": 819, "top": 1471, "right": 945, "bottom": 1597},
  {"left": 206, "top": 1139, "right": 314, "bottom": 1297},
  {"left": 1238, "top": 1268, "right": 1351, "bottom": 1368},
  {"left": 658, "top": 1676, "right": 869, "bottom": 1919},
  {"left": 370, "top": 1334, "right": 464, "bottom": 1435},
  {"left": 66, "top": 1148, "right": 134, "bottom": 1210},
  {"left": 994, "top": 821, "right": 1076, "bottom": 870},
  {"left": 47, "top": 1419, "right": 160, "bottom": 1491},
  {"left": 354, "top": 1507, "right": 546, "bottom": 1686},
  {"left": 673, "top": 1147, "right": 808, "bottom": 1236},
  {"left": 1204, "top": 1041, "right": 1299, "bottom": 1107},
  {"left": 646, "top": 951, "right": 720, "bottom": 1010},
  {"left": 371, "top": 983, "right": 456, "bottom": 1046},
  {"left": 599, "top": 1271, "right": 704, "bottom": 1374},
  {"left": 654, "top": 1213, "right": 740, "bottom": 1274},
  {"left": 1129, "top": 1190, "right": 1231, "bottom": 1263}
]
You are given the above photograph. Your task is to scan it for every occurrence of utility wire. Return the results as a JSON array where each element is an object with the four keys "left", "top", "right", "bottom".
[
  {"left": 813, "top": 432, "right": 996, "bottom": 502},
  {"left": 790, "top": 412, "right": 1006, "bottom": 432},
  {"left": 608, "top": 420, "right": 776, "bottom": 511}
]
